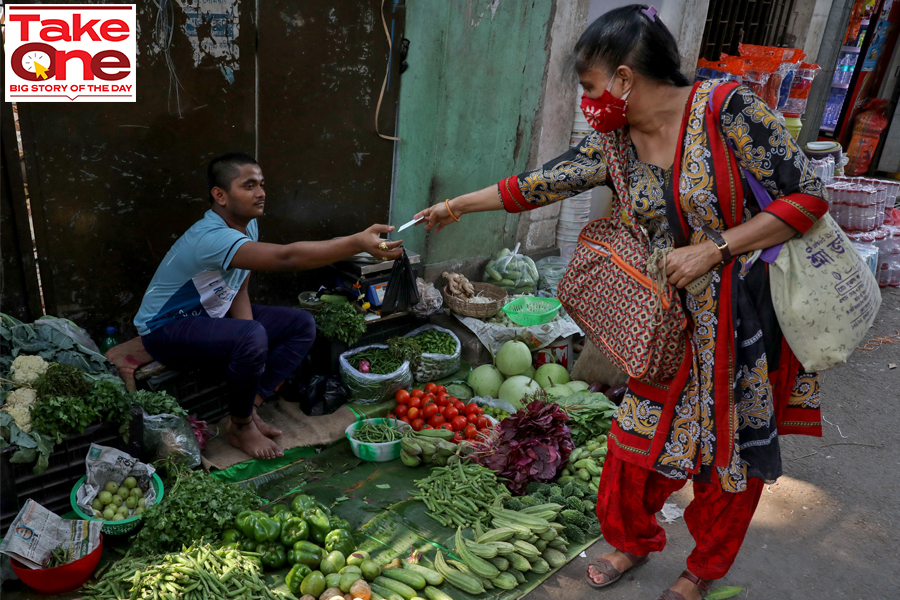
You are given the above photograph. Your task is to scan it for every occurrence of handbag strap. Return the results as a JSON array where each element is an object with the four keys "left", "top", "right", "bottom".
[{"left": 706, "top": 83, "right": 783, "bottom": 264}]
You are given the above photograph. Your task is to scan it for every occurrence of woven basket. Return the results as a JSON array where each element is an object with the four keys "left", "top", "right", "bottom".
[{"left": 442, "top": 282, "right": 508, "bottom": 319}]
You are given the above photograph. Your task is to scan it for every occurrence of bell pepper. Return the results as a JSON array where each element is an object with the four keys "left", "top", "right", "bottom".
[
  {"left": 324, "top": 528, "right": 356, "bottom": 557},
  {"left": 280, "top": 517, "right": 310, "bottom": 547},
  {"left": 285, "top": 563, "right": 313, "bottom": 596},
  {"left": 241, "top": 539, "right": 259, "bottom": 552},
  {"left": 290, "top": 494, "right": 317, "bottom": 516},
  {"left": 328, "top": 516, "right": 351, "bottom": 532},
  {"left": 221, "top": 528, "right": 244, "bottom": 544},
  {"left": 220, "top": 542, "right": 241, "bottom": 551},
  {"left": 290, "top": 540, "right": 324, "bottom": 568},
  {"left": 258, "top": 541, "right": 288, "bottom": 570},
  {"left": 312, "top": 501, "right": 332, "bottom": 516},
  {"left": 271, "top": 503, "right": 293, "bottom": 522},
  {"left": 256, "top": 516, "right": 282, "bottom": 542},
  {"left": 236, "top": 510, "right": 266, "bottom": 540},
  {"left": 305, "top": 508, "right": 332, "bottom": 545}
]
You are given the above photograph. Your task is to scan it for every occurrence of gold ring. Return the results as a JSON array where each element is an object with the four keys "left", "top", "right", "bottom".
[{"left": 378, "top": 241, "right": 389, "bottom": 251}]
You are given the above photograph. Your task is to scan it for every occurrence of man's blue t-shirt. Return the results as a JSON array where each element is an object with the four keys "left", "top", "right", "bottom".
[{"left": 134, "top": 211, "right": 258, "bottom": 335}]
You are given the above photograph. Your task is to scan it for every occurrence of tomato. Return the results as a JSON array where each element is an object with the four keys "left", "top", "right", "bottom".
[
  {"left": 451, "top": 416, "right": 468, "bottom": 431},
  {"left": 467, "top": 413, "right": 478, "bottom": 424},
  {"left": 424, "top": 382, "right": 438, "bottom": 394},
  {"left": 428, "top": 414, "right": 446, "bottom": 428},
  {"left": 422, "top": 404, "right": 439, "bottom": 420},
  {"left": 411, "top": 418, "right": 425, "bottom": 431},
  {"left": 448, "top": 397, "right": 458, "bottom": 404},
  {"left": 439, "top": 423, "right": 454, "bottom": 431},
  {"left": 436, "top": 385, "right": 447, "bottom": 395},
  {"left": 422, "top": 393, "right": 435, "bottom": 405},
  {"left": 435, "top": 394, "right": 449, "bottom": 407},
  {"left": 443, "top": 406, "right": 459, "bottom": 420},
  {"left": 465, "top": 425, "right": 478, "bottom": 439},
  {"left": 453, "top": 401, "right": 466, "bottom": 412},
  {"left": 465, "top": 403, "right": 480, "bottom": 415},
  {"left": 452, "top": 432, "right": 465, "bottom": 443},
  {"left": 411, "top": 389, "right": 424, "bottom": 398},
  {"left": 476, "top": 416, "right": 489, "bottom": 429},
  {"left": 408, "top": 397, "right": 422, "bottom": 409},
  {"left": 399, "top": 416, "right": 410, "bottom": 424},
  {"left": 423, "top": 425, "right": 434, "bottom": 430},
  {"left": 386, "top": 412, "right": 396, "bottom": 419},
  {"left": 407, "top": 406, "right": 420, "bottom": 420},
  {"left": 476, "top": 406, "right": 484, "bottom": 416},
  {"left": 395, "top": 390, "right": 410, "bottom": 404},
  {"left": 395, "top": 405, "right": 409, "bottom": 418}
]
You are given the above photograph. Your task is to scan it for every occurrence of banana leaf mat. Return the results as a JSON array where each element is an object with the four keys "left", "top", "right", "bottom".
[{"left": 246, "top": 440, "right": 601, "bottom": 600}]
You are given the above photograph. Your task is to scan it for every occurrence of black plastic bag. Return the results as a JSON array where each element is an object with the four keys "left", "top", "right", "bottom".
[
  {"left": 381, "top": 249, "right": 420, "bottom": 316},
  {"left": 281, "top": 374, "right": 348, "bottom": 416}
]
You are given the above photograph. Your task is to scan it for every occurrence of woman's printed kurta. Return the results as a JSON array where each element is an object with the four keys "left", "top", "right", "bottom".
[{"left": 497, "top": 81, "right": 828, "bottom": 492}]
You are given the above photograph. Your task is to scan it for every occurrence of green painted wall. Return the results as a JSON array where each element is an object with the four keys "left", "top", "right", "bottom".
[{"left": 392, "top": 0, "right": 554, "bottom": 272}]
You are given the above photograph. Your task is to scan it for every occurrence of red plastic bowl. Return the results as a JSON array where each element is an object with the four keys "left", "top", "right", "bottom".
[{"left": 11, "top": 534, "right": 103, "bottom": 594}]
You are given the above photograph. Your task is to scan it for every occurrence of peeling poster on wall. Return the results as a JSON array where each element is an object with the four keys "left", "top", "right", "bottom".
[{"left": 175, "top": 0, "right": 241, "bottom": 74}]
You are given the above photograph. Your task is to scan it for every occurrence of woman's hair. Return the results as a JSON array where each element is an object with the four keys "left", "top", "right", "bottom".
[{"left": 574, "top": 4, "right": 691, "bottom": 87}]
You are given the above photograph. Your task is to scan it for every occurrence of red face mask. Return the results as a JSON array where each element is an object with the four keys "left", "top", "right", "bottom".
[{"left": 580, "top": 77, "right": 631, "bottom": 133}]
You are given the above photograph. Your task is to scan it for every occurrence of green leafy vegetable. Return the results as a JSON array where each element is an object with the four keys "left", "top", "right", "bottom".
[
  {"left": 351, "top": 348, "right": 403, "bottom": 375},
  {"left": 315, "top": 303, "right": 366, "bottom": 346},
  {"left": 129, "top": 463, "right": 261, "bottom": 556},
  {"left": 553, "top": 391, "right": 618, "bottom": 445}
]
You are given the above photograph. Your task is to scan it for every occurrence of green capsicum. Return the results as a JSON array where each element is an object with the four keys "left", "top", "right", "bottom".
[
  {"left": 221, "top": 528, "right": 244, "bottom": 544},
  {"left": 280, "top": 517, "right": 310, "bottom": 547},
  {"left": 285, "top": 563, "right": 313, "bottom": 596},
  {"left": 290, "top": 494, "right": 316, "bottom": 516},
  {"left": 236, "top": 510, "right": 266, "bottom": 540},
  {"left": 258, "top": 541, "right": 288, "bottom": 570},
  {"left": 289, "top": 540, "right": 324, "bottom": 568},
  {"left": 271, "top": 503, "right": 293, "bottom": 521},
  {"left": 324, "top": 528, "right": 356, "bottom": 557},
  {"left": 256, "top": 516, "right": 282, "bottom": 542},
  {"left": 304, "top": 508, "right": 332, "bottom": 545},
  {"left": 241, "top": 539, "right": 259, "bottom": 552},
  {"left": 328, "top": 516, "right": 351, "bottom": 531},
  {"left": 312, "top": 501, "right": 332, "bottom": 516}
]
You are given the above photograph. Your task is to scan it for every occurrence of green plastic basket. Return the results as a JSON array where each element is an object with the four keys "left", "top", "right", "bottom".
[
  {"left": 70, "top": 474, "right": 165, "bottom": 536},
  {"left": 501, "top": 296, "right": 562, "bottom": 326}
]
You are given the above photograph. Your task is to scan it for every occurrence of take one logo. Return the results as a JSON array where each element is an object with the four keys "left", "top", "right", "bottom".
[{"left": 4, "top": 4, "right": 136, "bottom": 102}]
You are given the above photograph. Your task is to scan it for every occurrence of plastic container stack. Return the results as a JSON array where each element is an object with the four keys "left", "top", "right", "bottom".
[{"left": 831, "top": 176, "right": 900, "bottom": 287}]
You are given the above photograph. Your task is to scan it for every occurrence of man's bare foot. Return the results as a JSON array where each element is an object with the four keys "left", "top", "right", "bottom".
[
  {"left": 252, "top": 407, "right": 282, "bottom": 438},
  {"left": 226, "top": 419, "right": 283, "bottom": 459}
]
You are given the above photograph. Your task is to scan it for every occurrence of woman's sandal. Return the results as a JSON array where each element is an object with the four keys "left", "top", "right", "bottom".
[
  {"left": 585, "top": 551, "right": 650, "bottom": 588},
  {"left": 655, "top": 570, "right": 713, "bottom": 600}
]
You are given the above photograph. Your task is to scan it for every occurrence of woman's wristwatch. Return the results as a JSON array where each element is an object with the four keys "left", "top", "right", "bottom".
[{"left": 702, "top": 226, "right": 733, "bottom": 264}]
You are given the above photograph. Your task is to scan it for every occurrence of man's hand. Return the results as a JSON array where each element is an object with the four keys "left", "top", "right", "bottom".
[
  {"left": 354, "top": 224, "right": 404, "bottom": 260},
  {"left": 661, "top": 241, "right": 722, "bottom": 289}
]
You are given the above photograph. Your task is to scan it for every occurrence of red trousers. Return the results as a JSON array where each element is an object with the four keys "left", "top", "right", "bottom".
[{"left": 596, "top": 452, "right": 764, "bottom": 580}]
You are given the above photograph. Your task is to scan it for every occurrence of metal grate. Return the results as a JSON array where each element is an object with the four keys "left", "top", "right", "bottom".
[{"left": 701, "top": 0, "right": 798, "bottom": 61}]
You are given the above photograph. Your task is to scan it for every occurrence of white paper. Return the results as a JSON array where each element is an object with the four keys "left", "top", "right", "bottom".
[{"left": 0, "top": 500, "right": 101, "bottom": 569}]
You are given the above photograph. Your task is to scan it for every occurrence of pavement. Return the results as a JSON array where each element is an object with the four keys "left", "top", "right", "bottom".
[{"left": 529, "top": 287, "right": 900, "bottom": 600}]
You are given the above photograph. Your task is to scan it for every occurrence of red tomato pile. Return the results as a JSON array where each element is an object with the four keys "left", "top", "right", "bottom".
[{"left": 387, "top": 382, "right": 492, "bottom": 443}]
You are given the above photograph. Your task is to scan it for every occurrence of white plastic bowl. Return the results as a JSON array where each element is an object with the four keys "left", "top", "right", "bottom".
[{"left": 345, "top": 418, "right": 411, "bottom": 462}]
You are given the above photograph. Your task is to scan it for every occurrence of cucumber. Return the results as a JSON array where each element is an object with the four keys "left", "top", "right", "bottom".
[
  {"left": 320, "top": 294, "right": 349, "bottom": 304},
  {"left": 382, "top": 568, "right": 427, "bottom": 590},
  {"left": 373, "top": 576, "right": 418, "bottom": 599},
  {"left": 401, "top": 562, "right": 443, "bottom": 586},
  {"left": 423, "top": 587, "right": 454, "bottom": 600},
  {"left": 370, "top": 583, "right": 405, "bottom": 600}
]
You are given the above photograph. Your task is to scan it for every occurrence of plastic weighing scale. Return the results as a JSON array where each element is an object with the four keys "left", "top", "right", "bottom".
[{"left": 330, "top": 251, "right": 422, "bottom": 307}]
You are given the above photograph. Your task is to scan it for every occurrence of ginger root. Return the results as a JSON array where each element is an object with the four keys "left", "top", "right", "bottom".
[{"left": 443, "top": 272, "right": 475, "bottom": 299}]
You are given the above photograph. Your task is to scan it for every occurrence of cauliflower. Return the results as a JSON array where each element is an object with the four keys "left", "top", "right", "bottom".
[
  {"left": 10, "top": 355, "right": 49, "bottom": 385},
  {"left": 2, "top": 388, "right": 37, "bottom": 433}
]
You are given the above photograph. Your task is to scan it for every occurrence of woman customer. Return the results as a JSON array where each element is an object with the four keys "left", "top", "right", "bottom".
[{"left": 415, "top": 5, "right": 827, "bottom": 600}]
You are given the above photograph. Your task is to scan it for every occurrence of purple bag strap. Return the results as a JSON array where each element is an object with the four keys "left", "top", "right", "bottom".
[{"left": 706, "top": 84, "right": 783, "bottom": 264}]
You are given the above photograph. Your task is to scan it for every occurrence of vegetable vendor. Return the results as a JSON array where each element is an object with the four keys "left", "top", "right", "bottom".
[
  {"left": 415, "top": 5, "right": 827, "bottom": 600},
  {"left": 134, "top": 152, "right": 403, "bottom": 459}
]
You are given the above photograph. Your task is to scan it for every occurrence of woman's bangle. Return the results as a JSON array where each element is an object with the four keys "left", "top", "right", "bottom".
[{"left": 445, "top": 198, "right": 461, "bottom": 222}]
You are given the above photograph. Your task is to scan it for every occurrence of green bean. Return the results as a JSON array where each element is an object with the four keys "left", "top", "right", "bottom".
[{"left": 351, "top": 421, "right": 403, "bottom": 443}]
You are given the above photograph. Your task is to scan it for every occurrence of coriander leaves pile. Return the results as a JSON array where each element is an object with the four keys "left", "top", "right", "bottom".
[{"left": 129, "top": 463, "right": 261, "bottom": 556}]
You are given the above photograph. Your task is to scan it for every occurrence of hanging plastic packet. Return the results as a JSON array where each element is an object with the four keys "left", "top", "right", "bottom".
[
  {"left": 482, "top": 243, "right": 539, "bottom": 295},
  {"left": 783, "top": 62, "right": 821, "bottom": 114},
  {"left": 738, "top": 55, "right": 782, "bottom": 110},
  {"left": 381, "top": 249, "right": 420, "bottom": 316},
  {"left": 738, "top": 44, "right": 804, "bottom": 111},
  {"left": 695, "top": 56, "right": 745, "bottom": 83}
]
